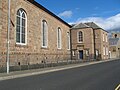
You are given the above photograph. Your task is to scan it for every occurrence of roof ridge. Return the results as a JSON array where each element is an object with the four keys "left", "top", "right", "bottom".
[
  {"left": 71, "top": 22, "right": 91, "bottom": 29},
  {"left": 82, "top": 23, "right": 90, "bottom": 27},
  {"left": 27, "top": 0, "right": 72, "bottom": 27}
]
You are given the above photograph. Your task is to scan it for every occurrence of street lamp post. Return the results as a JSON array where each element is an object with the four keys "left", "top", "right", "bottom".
[{"left": 7, "top": 0, "right": 11, "bottom": 74}]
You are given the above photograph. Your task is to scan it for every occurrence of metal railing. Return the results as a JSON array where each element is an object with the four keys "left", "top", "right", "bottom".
[{"left": 0, "top": 53, "right": 96, "bottom": 73}]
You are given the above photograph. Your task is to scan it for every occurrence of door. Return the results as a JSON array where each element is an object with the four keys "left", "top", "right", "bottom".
[{"left": 79, "top": 50, "right": 83, "bottom": 59}]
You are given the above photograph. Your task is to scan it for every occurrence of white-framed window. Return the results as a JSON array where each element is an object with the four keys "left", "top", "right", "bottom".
[
  {"left": 103, "top": 46, "right": 105, "bottom": 55},
  {"left": 103, "top": 33, "right": 105, "bottom": 41},
  {"left": 57, "top": 28, "right": 62, "bottom": 49},
  {"left": 95, "top": 33, "right": 99, "bottom": 39},
  {"left": 41, "top": 20, "right": 48, "bottom": 48},
  {"left": 16, "top": 8, "right": 27, "bottom": 45},
  {"left": 96, "top": 50, "right": 99, "bottom": 56},
  {"left": 72, "top": 51, "right": 75, "bottom": 56},
  {"left": 86, "top": 50, "right": 89, "bottom": 56},
  {"left": 78, "top": 31, "right": 83, "bottom": 43},
  {"left": 106, "top": 47, "right": 108, "bottom": 55},
  {"left": 67, "top": 32, "right": 70, "bottom": 50},
  {"left": 106, "top": 34, "right": 108, "bottom": 42}
]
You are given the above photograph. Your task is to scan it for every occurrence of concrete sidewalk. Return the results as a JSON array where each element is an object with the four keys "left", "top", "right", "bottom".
[{"left": 0, "top": 59, "right": 118, "bottom": 81}]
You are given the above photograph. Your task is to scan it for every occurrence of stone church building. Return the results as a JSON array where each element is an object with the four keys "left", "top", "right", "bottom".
[
  {"left": 0, "top": 0, "right": 109, "bottom": 68},
  {"left": 0, "top": 0, "right": 71, "bottom": 67}
]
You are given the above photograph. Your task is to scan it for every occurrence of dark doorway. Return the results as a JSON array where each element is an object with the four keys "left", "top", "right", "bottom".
[{"left": 79, "top": 50, "right": 83, "bottom": 59}]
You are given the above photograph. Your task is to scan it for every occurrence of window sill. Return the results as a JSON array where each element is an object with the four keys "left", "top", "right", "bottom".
[
  {"left": 41, "top": 46, "right": 49, "bottom": 49},
  {"left": 15, "top": 43, "right": 28, "bottom": 48},
  {"left": 16, "top": 43, "right": 27, "bottom": 45},
  {"left": 57, "top": 48, "right": 62, "bottom": 50},
  {"left": 78, "top": 42, "right": 83, "bottom": 43}
]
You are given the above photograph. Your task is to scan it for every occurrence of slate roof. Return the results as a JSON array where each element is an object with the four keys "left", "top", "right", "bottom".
[
  {"left": 109, "top": 38, "right": 119, "bottom": 45},
  {"left": 71, "top": 23, "right": 90, "bottom": 29},
  {"left": 71, "top": 22, "right": 108, "bottom": 33},
  {"left": 85, "top": 22, "right": 101, "bottom": 29}
]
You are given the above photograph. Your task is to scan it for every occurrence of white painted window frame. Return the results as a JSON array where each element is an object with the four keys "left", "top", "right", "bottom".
[
  {"left": 57, "top": 28, "right": 62, "bottom": 49},
  {"left": 103, "top": 33, "right": 105, "bottom": 41},
  {"left": 106, "top": 34, "right": 108, "bottom": 42},
  {"left": 103, "top": 46, "right": 106, "bottom": 55},
  {"left": 16, "top": 9, "right": 27, "bottom": 45},
  {"left": 77, "top": 31, "right": 83, "bottom": 43},
  {"left": 72, "top": 51, "right": 75, "bottom": 56},
  {"left": 67, "top": 32, "right": 70, "bottom": 50},
  {"left": 41, "top": 20, "right": 48, "bottom": 48},
  {"left": 106, "top": 47, "right": 108, "bottom": 55}
]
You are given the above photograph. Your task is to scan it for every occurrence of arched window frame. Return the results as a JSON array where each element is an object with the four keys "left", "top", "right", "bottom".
[
  {"left": 77, "top": 31, "right": 83, "bottom": 43},
  {"left": 103, "top": 33, "right": 105, "bottom": 41},
  {"left": 106, "top": 34, "right": 108, "bottom": 42},
  {"left": 103, "top": 46, "right": 105, "bottom": 55},
  {"left": 41, "top": 20, "right": 48, "bottom": 48},
  {"left": 16, "top": 8, "right": 27, "bottom": 45},
  {"left": 57, "top": 27, "right": 62, "bottom": 49},
  {"left": 67, "top": 32, "right": 70, "bottom": 50}
]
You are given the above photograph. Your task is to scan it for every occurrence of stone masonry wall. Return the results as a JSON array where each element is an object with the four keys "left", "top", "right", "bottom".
[
  {"left": 95, "top": 29, "right": 109, "bottom": 60},
  {"left": 0, "top": 0, "right": 2, "bottom": 66},
  {"left": 0, "top": 0, "right": 71, "bottom": 67}
]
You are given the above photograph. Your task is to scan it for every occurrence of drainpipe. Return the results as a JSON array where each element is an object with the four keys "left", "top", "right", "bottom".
[
  {"left": 7, "top": 0, "right": 11, "bottom": 74},
  {"left": 70, "top": 29, "right": 72, "bottom": 60},
  {"left": 93, "top": 29, "right": 96, "bottom": 60}
]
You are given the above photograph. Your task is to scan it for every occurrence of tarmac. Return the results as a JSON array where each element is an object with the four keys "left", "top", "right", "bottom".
[{"left": 0, "top": 59, "right": 118, "bottom": 81}]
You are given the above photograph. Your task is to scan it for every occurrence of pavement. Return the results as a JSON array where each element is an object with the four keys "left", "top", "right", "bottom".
[{"left": 0, "top": 59, "right": 118, "bottom": 81}]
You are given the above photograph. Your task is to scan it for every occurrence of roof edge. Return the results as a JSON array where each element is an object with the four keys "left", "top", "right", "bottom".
[
  {"left": 70, "top": 27, "right": 91, "bottom": 30},
  {"left": 85, "top": 22, "right": 108, "bottom": 33},
  {"left": 94, "top": 28, "right": 109, "bottom": 33},
  {"left": 27, "top": 0, "right": 72, "bottom": 28}
]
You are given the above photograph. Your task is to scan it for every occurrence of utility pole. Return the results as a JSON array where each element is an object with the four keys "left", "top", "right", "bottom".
[{"left": 7, "top": 0, "right": 11, "bottom": 74}]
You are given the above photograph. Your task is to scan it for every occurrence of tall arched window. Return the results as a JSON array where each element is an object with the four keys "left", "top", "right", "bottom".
[
  {"left": 67, "top": 32, "right": 70, "bottom": 50},
  {"left": 16, "top": 8, "right": 27, "bottom": 45},
  {"left": 42, "top": 20, "right": 48, "bottom": 47},
  {"left": 78, "top": 31, "right": 83, "bottom": 43},
  {"left": 57, "top": 28, "right": 62, "bottom": 49},
  {"left": 103, "top": 33, "right": 105, "bottom": 41}
]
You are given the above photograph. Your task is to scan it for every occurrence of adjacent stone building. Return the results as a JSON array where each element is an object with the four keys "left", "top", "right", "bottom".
[
  {"left": 0, "top": 0, "right": 71, "bottom": 67},
  {"left": 109, "top": 33, "right": 120, "bottom": 59},
  {"left": 71, "top": 22, "right": 109, "bottom": 60},
  {"left": 112, "top": 33, "right": 120, "bottom": 38}
]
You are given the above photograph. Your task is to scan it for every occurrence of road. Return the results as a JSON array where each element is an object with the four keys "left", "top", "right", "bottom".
[{"left": 0, "top": 60, "right": 120, "bottom": 90}]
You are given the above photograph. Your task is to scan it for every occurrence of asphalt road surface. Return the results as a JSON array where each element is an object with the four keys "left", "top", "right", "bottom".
[{"left": 0, "top": 60, "right": 120, "bottom": 90}]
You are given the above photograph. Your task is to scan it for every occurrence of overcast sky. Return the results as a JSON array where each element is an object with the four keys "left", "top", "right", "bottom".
[{"left": 35, "top": 0, "right": 120, "bottom": 31}]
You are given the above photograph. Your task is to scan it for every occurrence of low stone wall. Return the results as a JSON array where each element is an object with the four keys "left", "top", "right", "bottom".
[
  {"left": 0, "top": 60, "right": 95, "bottom": 73},
  {"left": 0, "top": 53, "right": 71, "bottom": 67}
]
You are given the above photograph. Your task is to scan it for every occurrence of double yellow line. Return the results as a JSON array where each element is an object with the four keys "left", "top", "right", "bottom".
[{"left": 115, "top": 84, "right": 120, "bottom": 90}]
